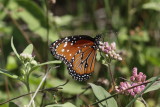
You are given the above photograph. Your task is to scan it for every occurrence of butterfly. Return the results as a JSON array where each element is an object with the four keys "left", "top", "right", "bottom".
[{"left": 50, "top": 35, "right": 101, "bottom": 81}]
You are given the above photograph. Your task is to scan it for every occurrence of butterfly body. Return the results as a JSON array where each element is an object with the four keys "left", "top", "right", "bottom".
[{"left": 50, "top": 35, "right": 101, "bottom": 81}]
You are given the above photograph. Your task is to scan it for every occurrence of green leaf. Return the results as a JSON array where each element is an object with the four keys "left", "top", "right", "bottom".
[
  {"left": 9, "top": 102, "right": 19, "bottom": 107},
  {"left": 13, "top": 0, "right": 58, "bottom": 41},
  {"left": 142, "top": 2, "right": 160, "bottom": 12},
  {"left": 144, "top": 77, "right": 160, "bottom": 93},
  {"left": 11, "top": 37, "right": 20, "bottom": 59},
  {"left": 138, "top": 53, "right": 145, "bottom": 65},
  {"left": 145, "top": 47, "right": 160, "bottom": 67},
  {"left": 89, "top": 83, "right": 118, "bottom": 107},
  {"left": 0, "top": 68, "right": 18, "bottom": 79},
  {"left": 147, "top": 57, "right": 160, "bottom": 67},
  {"left": 46, "top": 102, "right": 76, "bottom": 107},
  {"left": 118, "top": 27, "right": 128, "bottom": 43},
  {"left": 22, "top": 44, "right": 33, "bottom": 54},
  {"left": 54, "top": 15, "right": 73, "bottom": 26},
  {"left": 30, "top": 60, "right": 61, "bottom": 72},
  {"left": 6, "top": 56, "right": 18, "bottom": 70}
]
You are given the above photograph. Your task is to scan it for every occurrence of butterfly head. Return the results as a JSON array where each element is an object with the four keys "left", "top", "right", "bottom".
[
  {"left": 94, "top": 34, "right": 102, "bottom": 47},
  {"left": 95, "top": 34, "right": 102, "bottom": 40}
]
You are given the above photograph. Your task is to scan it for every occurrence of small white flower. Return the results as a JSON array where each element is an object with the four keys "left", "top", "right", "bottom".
[{"left": 20, "top": 53, "right": 33, "bottom": 62}]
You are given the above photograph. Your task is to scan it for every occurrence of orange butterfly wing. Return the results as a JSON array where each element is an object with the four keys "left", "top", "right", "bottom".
[{"left": 68, "top": 46, "right": 97, "bottom": 81}]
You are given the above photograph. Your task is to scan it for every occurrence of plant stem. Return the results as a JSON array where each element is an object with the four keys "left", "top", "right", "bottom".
[
  {"left": 139, "top": 97, "right": 148, "bottom": 107},
  {"left": 107, "top": 58, "right": 116, "bottom": 91},
  {"left": 28, "top": 68, "right": 50, "bottom": 107},
  {"left": 26, "top": 73, "right": 35, "bottom": 107}
]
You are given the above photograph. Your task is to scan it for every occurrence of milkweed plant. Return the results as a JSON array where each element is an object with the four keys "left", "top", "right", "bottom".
[
  {"left": 0, "top": 37, "right": 160, "bottom": 107},
  {"left": 0, "top": 37, "right": 61, "bottom": 107}
]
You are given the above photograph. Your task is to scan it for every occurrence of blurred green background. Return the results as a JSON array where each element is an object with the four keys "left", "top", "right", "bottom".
[{"left": 0, "top": 0, "right": 160, "bottom": 107}]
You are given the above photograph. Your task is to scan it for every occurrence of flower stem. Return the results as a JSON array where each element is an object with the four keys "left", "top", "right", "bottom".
[
  {"left": 25, "top": 72, "right": 35, "bottom": 107},
  {"left": 108, "top": 62, "right": 116, "bottom": 91}
]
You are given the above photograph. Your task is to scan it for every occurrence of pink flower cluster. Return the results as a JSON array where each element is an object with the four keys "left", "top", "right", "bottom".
[
  {"left": 130, "top": 67, "right": 147, "bottom": 83},
  {"left": 99, "top": 42, "right": 122, "bottom": 61},
  {"left": 115, "top": 67, "right": 147, "bottom": 96}
]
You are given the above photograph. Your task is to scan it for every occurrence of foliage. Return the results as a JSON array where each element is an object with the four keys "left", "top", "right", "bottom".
[{"left": 0, "top": 0, "right": 160, "bottom": 107}]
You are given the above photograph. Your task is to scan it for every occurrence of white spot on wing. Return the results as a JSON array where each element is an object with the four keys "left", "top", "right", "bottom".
[
  {"left": 64, "top": 42, "right": 67, "bottom": 47},
  {"left": 70, "top": 54, "right": 72, "bottom": 56},
  {"left": 67, "top": 50, "right": 69, "bottom": 52},
  {"left": 61, "top": 49, "right": 65, "bottom": 52},
  {"left": 65, "top": 37, "right": 68, "bottom": 40}
]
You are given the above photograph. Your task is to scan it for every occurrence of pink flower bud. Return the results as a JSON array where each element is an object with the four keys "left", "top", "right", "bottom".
[
  {"left": 131, "top": 91, "right": 135, "bottom": 96},
  {"left": 128, "top": 89, "right": 133, "bottom": 93},
  {"left": 104, "top": 49, "right": 109, "bottom": 53},
  {"left": 139, "top": 72, "right": 143, "bottom": 76},
  {"left": 136, "top": 75, "right": 142, "bottom": 82},
  {"left": 111, "top": 42, "right": 116, "bottom": 50},
  {"left": 132, "top": 83, "right": 137, "bottom": 86},
  {"left": 120, "top": 82, "right": 124, "bottom": 86},
  {"left": 126, "top": 82, "right": 131, "bottom": 87},
  {"left": 132, "top": 67, "right": 138, "bottom": 77},
  {"left": 130, "top": 76, "right": 135, "bottom": 81},
  {"left": 115, "top": 88, "right": 120, "bottom": 93},
  {"left": 106, "top": 46, "right": 111, "bottom": 51},
  {"left": 141, "top": 75, "right": 146, "bottom": 82},
  {"left": 119, "top": 82, "right": 128, "bottom": 90},
  {"left": 100, "top": 46, "right": 105, "bottom": 51},
  {"left": 104, "top": 42, "right": 109, "bottom": 47},
  {"left": 110, "top": 54, "right": 113, "bottom": 57},
  {"left": 140, "top": 85, "right": 145, "bottom": 90},
  {"left": 135, "top": 86, "right": 141, "bottom": 94}
]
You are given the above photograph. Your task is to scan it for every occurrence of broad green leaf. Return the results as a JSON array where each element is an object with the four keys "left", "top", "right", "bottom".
[
  {"left": 142, "top": 2, "right": 160, "bottom": 12},
  {"left": 46, "top": 102, "right": 76, "bottom": 107},
  {"left": 22, "top": 44, "right": 33, "bottom": 54},
  {"left": 9, "top": 102, "right": 19, "bottom": 107},
  {"left": 89, "top": 83, "right": 118, "bottom": 107},
  {"left": 144, "top": 77, "right": 160, "bottom": 93},
  {"left": 11, "top": 37, "right": 20, "bottom": 59},
  {"left": 13, "top": 0, "right": 58, "bottom": 41},
  {"left": 0, "top": 68, "right": 18, "bottom": 79},
  {"left": 135, "top": 100, "right": 146, "bottom": 107}
]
